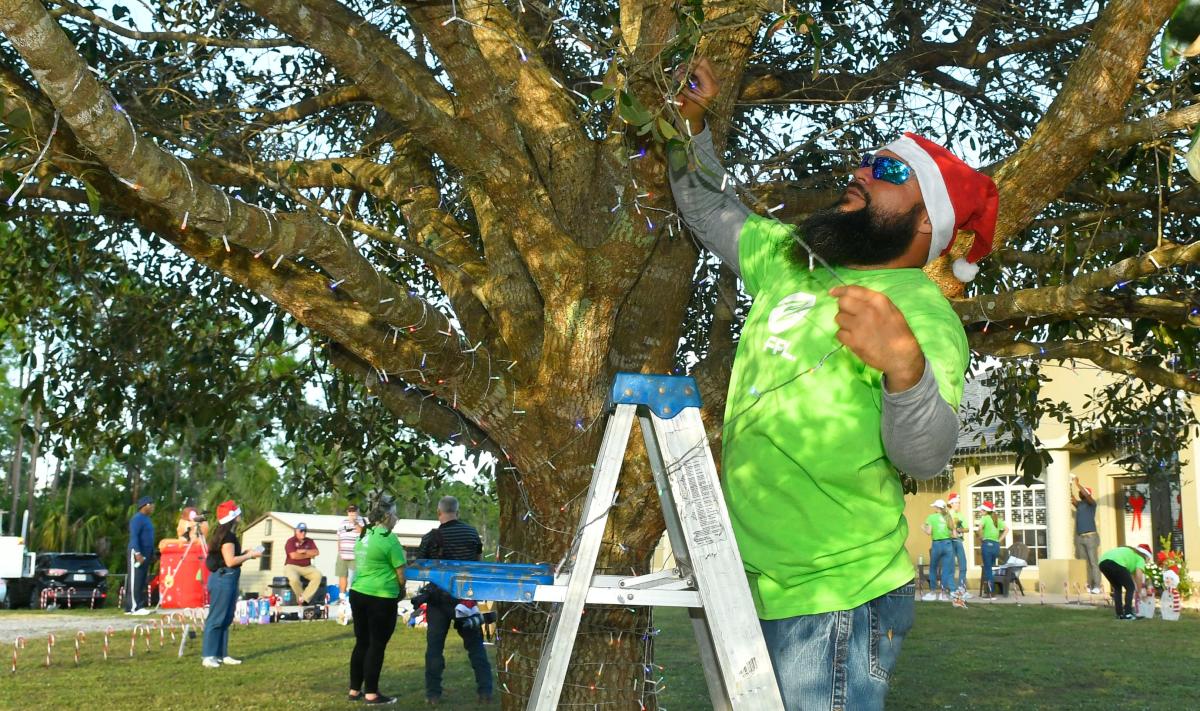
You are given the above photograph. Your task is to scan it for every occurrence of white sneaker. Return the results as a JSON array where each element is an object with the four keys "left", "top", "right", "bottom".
[
  {"left": 202, "top": 657, "right": 222, "bottom": 668},
  {"left": 1091, "top": 587, "right": 1103, "bottom": 595},
  {"left": 921, "top": 592, "right": 937, "bottom": 601},
  {"left": 131, "top": 607, "right": 152, "bottom": 616},
  {"left": 937, "top": 592, "right": 950, "bottom": 601},
  {"left": 220, "top": 656, "right": 242, "bottom": 665},
  {"left": 960, "top": 589, "right": 973, "bottom": 599}
]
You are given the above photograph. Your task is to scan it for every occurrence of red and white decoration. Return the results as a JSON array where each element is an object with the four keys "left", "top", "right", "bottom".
[{"left": 879, "top": 133, "right": 1000, "bottom": 281}]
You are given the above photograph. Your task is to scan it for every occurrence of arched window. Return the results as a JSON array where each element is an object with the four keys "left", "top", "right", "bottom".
[{"left": 969, "top": 475, "right": 1048, "bottom": 566}]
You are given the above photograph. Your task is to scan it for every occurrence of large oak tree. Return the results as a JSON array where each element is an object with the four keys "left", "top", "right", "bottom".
[{"left": 2, "top": 0, "right": 1198, "bottom": 706}]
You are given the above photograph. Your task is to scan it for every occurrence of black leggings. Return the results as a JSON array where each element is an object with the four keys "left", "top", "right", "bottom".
[
  {"left": 1099, "top": 560, "right": 1135, "bottom": 616},
  {"left": 349, "top": 589, "right": 399, "bottom": 694}
]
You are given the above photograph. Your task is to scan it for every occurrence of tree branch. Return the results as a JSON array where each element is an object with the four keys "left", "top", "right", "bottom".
[
  {"left": 0, "top": 0, "right": 511, "bottom": 415},
  {"left": 329, "top": 344, "right": 505, "bottom": 463},
  {"left": 989, "top": 0, "right": 1178, "bottom": 246},
  {"left": 243, "top": 85, "right": 370, "bottom": 128},
  {"left": 1101, "top": 102, "right": 1200, "bottom": 150},
  {"left": 954, "top": 240, "right": 1200, "bottom": 326},
  {"left": 51, "top": 0, "right": 296, "bottom": 48},
  {"left": 971, "top": 336, "right": 1200, "bottom": 394},
  {"left": 739, "top": 20, "right": 1095, "bottom": 104}
]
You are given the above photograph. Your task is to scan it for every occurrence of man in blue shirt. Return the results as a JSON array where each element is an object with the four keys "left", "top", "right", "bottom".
[{"left": 127, "top": 495, "right": 155, "bottom": 614}]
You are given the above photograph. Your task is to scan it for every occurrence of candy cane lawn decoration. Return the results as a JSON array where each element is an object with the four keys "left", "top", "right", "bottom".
[
  {"left": 103, "top": 626, "right": 113, "bottom": 660},
  {"left": 12, "top": 636, "right": 25, "bottom": 673},
  {"left": 129, "top": 625, "right": 142, "bottom": 657},
  {"left": 65, "top": 587, "right": 75, "bottom": 609},
  {"left": 45, "top": 633, "right": 55, "bottom": 667},
  {"left": 74, "top": 632, "right": 85, "bottom": 665},
  {"left": 177, "top": 624, "right": 190, "bottom": 658}
]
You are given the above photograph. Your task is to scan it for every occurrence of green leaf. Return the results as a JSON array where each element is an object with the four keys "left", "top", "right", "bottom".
[
  {"left": 666, "top": 139, "right": 688, "bottom": 172},
  {"left": 83, "top": 181, "right": 101, "bottom": 215},
  {"left": 589, "top": 85, "right": 615, "bottom": 103},
  {"left": 657, "top": 117, "right": 679, "bottom": 141},
  {"left": 617, "top": 91, "right": 652, "bottom": 127}
]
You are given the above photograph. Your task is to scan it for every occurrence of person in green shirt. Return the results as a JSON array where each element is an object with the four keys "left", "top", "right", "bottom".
[
  {"left": 974, "top": 500, "right": 1008, "bottom": 598},
  {"left": 946, "top": 493, "right": 970, "bottom": 597},
  {"left": 671, "top": 59, "right": 995, "bottom": 709},
  {"left": 1098, "top": 544, "right": 1153, "bottom": 620},
  {"left": 921, "top": 500, "right": 956, "bottom": 600},
  {"left": 346, "top": 495, "right": 407, "bottom": 704}
]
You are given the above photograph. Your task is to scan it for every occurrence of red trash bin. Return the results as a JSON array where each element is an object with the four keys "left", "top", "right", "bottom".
[{"left": 158, "top": 541, "right": 210, "bottom": 608}]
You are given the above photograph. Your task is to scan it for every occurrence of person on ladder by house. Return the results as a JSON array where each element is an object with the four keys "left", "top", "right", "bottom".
[{"left": 670, "top": 59, "right": 994, "bottom": 710}]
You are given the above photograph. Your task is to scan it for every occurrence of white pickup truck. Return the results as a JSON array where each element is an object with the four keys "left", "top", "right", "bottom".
[{"left": 0, "top": 510, "right": 36, "bottom": 608}]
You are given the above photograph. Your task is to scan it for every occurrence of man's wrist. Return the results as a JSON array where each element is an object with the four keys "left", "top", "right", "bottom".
[{"left": 883, "top": 352, "right": 926, "bottom": 394}]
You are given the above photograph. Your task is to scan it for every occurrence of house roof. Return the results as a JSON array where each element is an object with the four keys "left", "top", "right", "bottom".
[
  {"left": 954, "top": 377, "right": 1015, "bottom": 456},
  {"left": 245, "top": 511, "right": 438, "bottom": 539}
]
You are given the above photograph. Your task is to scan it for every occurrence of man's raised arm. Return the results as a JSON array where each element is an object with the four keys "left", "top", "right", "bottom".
[{"left": 667, "top": 59, "right": 749, "bottom": 276}]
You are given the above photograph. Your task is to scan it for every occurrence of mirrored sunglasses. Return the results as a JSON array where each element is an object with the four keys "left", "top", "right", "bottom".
[{"left": 859, "top": 153, "right": 912, "bottom": 185}]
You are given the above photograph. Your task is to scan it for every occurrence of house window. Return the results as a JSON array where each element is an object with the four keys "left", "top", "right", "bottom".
[
  {"left": 970, "top": 475, "right": 1048, "bottom": 566},
  {"left": 265, "top": 519, "right": 272, "bottom": 536},
  {"left": 260, "top": 542, "right": 273, "bottom": 571}
]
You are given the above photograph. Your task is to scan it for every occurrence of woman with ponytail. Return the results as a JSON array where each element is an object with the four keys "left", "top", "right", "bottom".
[
  {"left": 346, "top": 494, "right": 406, "bottom": 704},
  {"left": 201, "top": 500, "right": 261, "bottom": 668},
  {"left": 974, "top": 500, "right": 1007, "bottom": 598}
]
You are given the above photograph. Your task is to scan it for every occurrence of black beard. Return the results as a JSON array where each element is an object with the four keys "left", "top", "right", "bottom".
[{"left": 791, "top": 191, "right": 921, "bottom": 269}]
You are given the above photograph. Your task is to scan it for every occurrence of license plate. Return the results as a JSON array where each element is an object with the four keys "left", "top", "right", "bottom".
[{"left": 72, "top": 574, "right": 88, "bottom": 582}]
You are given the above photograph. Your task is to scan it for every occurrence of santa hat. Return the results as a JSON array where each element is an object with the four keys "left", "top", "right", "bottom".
[
  {"left": 216, "top": 499, "right": 242, "bottom": 525},
  {"left": 977, "top": 501, "right": 995, "bottom": 513},
  {"left": 947, "top": 493, "right": 960, "bottom": 505},
  {"left": 878, "top": 133, "right": 999, "bottom": 281},
  {"left": 1136, "top": 543, "right": 1154, "bottom": 561}
]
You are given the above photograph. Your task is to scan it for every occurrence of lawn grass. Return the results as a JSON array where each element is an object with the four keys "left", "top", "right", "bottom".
[{"left": 1, "top": 603, "right": 1197, "bottom": 709}]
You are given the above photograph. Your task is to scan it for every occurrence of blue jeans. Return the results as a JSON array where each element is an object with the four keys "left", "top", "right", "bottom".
[
  {"left": 202, "top": 567, "right": 240, "bottom": 658},
  {"left": 425, "top": 601, "right": 493, "bottom": 698},
  {"left": 980, "top": 540, "right": 1000, "bottom": 592},
  {"left": 928, "top": 540, "right": 954, "bottom": 592},
  {"left": 951, "top": 539, "right": 967, "bottom": 590},
  {"left": 762, "top": 581, "right": 915, "bottom": 711}
]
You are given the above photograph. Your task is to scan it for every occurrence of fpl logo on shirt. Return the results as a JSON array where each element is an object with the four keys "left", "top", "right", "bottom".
[{"left": 762, "top": 291, "right": 816, "bottom": 361}]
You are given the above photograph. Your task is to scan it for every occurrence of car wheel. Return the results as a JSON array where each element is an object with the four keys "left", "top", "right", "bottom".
[{"left": 30, "top": 583, "right": 45, "bottom": 609}]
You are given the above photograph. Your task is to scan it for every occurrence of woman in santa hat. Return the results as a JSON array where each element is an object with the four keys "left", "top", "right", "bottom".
[
  {"left": 974, "top": 500, "right": 1007, "bottom": 598},
  {"left": 202, "top": 500, "right": 262, "bottom": 668}
]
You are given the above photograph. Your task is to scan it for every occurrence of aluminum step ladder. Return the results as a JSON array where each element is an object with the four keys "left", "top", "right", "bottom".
[{"left": 525, "top": 372, "right": 785, "bottom": 711}]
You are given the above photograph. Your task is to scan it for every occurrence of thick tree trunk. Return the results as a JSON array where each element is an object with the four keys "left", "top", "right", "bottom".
[
  {"left": 63, "top": 464, "right": 75, "bottom": 552},
  {"left": 23, "top": 405, "right": 41, "bottom": 539},
  {"left": 7, "top": 402, "right": 25, "bottom": 536},
  {"left": 1148, "top": 471, "right": 1175, "bottom": 551}
]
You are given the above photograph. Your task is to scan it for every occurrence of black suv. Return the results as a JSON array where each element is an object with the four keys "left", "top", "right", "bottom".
[{"left": 29, "top": 553, "right": 110, "bottom": 608}]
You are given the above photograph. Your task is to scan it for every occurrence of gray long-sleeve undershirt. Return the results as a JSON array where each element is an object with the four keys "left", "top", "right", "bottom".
[{"left": 668, "top": 127, "right": 958, "bottom": 479}]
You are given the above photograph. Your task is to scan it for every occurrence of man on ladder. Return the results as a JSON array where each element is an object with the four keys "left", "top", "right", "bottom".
[{"left": 669, "top": 59, "right": 993, "bottom": 709}]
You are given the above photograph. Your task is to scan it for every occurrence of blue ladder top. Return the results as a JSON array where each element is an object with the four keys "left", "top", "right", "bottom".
[
  {"left": 405, "top": 559, "right": 554, "bottom": 603},
  {"left": 609, "top": 372, "right": 702, "bottom": 420}
]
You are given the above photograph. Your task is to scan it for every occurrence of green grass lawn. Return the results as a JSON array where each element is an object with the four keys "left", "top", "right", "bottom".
[{"left": 1, "top": 604, "right": 1198, "bottom": 709}]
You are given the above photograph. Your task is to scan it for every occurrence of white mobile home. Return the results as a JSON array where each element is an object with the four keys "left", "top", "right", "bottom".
[{"left": 237, "top": 512, "right": 438, "bottom": 596}]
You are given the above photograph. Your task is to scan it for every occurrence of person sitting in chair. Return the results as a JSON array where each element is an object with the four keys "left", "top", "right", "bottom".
[{"left": 284, "top": 522, "right": 323, "bottom": 605}]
